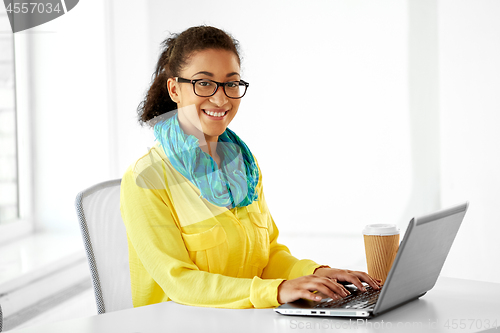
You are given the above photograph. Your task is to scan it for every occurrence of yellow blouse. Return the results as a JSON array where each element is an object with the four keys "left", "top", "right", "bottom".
[{"left": 120, "top": 143, "right": 321, "bottom": 308}]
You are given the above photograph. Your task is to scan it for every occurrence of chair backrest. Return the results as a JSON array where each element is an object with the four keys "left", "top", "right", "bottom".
[{"left": 75, "top": 179, "right": 133, "bottom": 314}]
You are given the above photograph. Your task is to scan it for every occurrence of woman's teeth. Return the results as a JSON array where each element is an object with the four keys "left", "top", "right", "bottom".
[{"left": 204, "top": 110, "right": 227, "bottom": 117}]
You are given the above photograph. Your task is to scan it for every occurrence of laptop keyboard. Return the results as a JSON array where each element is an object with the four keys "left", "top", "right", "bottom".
[{"left": 315, "top": 285, "right": 381, "bottom": 310}]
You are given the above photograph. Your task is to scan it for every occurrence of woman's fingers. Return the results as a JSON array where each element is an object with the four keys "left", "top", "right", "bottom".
[
  {"left": 312, "top": 281, "right": 347, "bottom": 300},
  {"left": 342, "top": 271, "right": 381, "bottom": 291},
  {"left": 350, "top": 271, "right": 381, "bottom": 290},
  {"left": 308, "top": 276, "right": 352, "bottom": 300},
  {"left": 313, "top": 267, "right": 383, "bottom": 293},
  {"left": 334, "top": 281, "right": 351, "bottom": 295},
  {"left": 297, "top": 289, "right": 324, "bottom": 302},
  {"left": 342, "top": 274, "right": 366, "bottom": 291},
  {"left": 278, "top": 271, "right": 384, "bottom": 305},
  {"left": 278, "top": 275, "right": 354, "bottom": 304}
]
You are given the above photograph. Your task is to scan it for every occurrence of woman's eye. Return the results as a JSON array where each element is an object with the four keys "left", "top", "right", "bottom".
[
  {"left": 197, "top": 81, "right": 212, "bottom": 87},
  {"left": 226, "top": 82, "right": 239, "bottom": 88}
]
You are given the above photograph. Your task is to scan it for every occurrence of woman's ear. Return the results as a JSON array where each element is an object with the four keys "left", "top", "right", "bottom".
[{"left": 166, "top": 78, "right": 180, "bottom": 104}]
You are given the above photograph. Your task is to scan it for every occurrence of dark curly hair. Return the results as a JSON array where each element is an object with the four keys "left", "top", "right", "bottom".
[{"left": 137, "top": 25, "right": 241, "bottom": 126}]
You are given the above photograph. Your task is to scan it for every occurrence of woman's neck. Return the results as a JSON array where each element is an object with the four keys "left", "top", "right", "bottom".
[{"left": 176, "top": 110, "right": 219, "bottom": 159}]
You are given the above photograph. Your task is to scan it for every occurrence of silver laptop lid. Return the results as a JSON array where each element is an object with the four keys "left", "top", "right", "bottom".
[{"left": 373, "top": 202, "right": 469, "bottom": 315}]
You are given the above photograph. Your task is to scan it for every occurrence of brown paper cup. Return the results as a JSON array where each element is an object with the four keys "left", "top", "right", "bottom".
[{"left": 363, "top": 224, "right": 400, "bottom": 284}]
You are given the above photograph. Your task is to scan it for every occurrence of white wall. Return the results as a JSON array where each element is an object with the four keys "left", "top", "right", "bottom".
[
  {"left": 25, "top": 0, "right": 111, "bottom": 233},
  {"left": 438, "top": 0, "right": 500, "bottom": 282},
  {"left": 20, "top": 0, "right": 500, "bottom": 282},
  {"left": 104, "top": 0, "right": 155, "bottom": 176}
]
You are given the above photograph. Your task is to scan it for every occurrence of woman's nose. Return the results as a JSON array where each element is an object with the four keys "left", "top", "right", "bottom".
[{"left": 209, "top": 86, "right": 228, "bottom": 107}]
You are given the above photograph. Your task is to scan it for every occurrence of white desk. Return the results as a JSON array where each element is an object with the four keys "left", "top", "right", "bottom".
[{"left": 6, "top": 277, "right": 500, "bottom": 333}]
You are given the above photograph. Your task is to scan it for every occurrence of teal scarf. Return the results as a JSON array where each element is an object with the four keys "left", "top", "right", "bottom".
[{"left": 154, "top": 112, "right": 259, "bottom": 209}]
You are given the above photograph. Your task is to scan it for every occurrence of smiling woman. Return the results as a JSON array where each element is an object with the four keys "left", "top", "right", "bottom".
[{"left": 120, "top": 25, "right": 380, "bottom": 310}]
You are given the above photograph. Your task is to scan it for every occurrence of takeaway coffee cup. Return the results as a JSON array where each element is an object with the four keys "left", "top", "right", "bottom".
[{"left": 363, "top": 224, "right": 400, "bottom": 284}]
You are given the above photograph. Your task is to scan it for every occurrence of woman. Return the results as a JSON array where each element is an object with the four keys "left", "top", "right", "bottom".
[{"left": 120, "top": 25, "right": 381, "bottom": 309}]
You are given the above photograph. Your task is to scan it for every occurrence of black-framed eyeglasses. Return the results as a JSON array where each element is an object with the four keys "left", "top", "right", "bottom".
[{"left": 175, "top": 77, "right": 249, "bottom": 99}]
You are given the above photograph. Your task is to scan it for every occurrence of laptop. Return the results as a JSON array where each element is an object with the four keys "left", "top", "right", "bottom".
[{"left": 274, "top": 202, "right": 469, "bottom": 318}]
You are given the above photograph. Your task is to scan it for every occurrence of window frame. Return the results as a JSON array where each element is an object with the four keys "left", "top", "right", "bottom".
[{"left": 0, "top": 31, "right": 34, "bottom": 244}]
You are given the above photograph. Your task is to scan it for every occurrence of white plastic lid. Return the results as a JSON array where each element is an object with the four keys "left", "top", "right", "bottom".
[{"left": 362, "top": 224, "right": 400, "bottom": 236}]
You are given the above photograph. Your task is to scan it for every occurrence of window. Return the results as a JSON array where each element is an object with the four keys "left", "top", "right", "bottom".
[
  {"left": 0, "top": 12, "right": 33, "bottom": 243},
  {"left": 0, "top": 12, "right": 19, "bottom": 224}
]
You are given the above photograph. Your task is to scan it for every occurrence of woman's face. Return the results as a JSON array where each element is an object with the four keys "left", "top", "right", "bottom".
[{"left": 167, "top": 49, "right": 241, "bottom": 143}]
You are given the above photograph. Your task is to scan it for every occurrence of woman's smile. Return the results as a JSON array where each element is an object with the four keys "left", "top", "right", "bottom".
[{"left": 202, "top": 108, "right": 229, "bottom": 119}]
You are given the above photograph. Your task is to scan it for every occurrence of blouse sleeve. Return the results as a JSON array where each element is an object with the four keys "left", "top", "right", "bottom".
[{"left": 120, "top": 162, "right": 284, "bottom": 309}]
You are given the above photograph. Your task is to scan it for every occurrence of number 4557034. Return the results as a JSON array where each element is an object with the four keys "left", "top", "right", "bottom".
[
  {"left": 5, "top": 2, "right": 62, "bottom": 14},
  {"left": 444, "top": 319, "right": 498, "bottom": 330}
]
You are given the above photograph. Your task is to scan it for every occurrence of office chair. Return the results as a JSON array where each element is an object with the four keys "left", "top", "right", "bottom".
[{"left": 75, "top": 179, "right": 133, "bottom": 314}]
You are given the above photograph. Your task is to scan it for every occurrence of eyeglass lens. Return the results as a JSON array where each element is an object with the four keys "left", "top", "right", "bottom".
[{"left": 194, "top": 80, "right": 245, "bottom": 98}]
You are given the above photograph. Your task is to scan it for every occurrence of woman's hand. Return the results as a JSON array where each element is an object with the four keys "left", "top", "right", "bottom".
[
  {"left": 313, "top": 267, "right": 382, "bottom": 292},
  {"left": 276, "top": 268, "right": 382, "bottom": 305},
  {"left": 277, "top": 275, "right": 352, "bottom": 304}
]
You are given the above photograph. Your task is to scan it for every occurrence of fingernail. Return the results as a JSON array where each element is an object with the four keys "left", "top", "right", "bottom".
[{"left": 315, "top": 296, "right": 321, "bottom": 300}]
